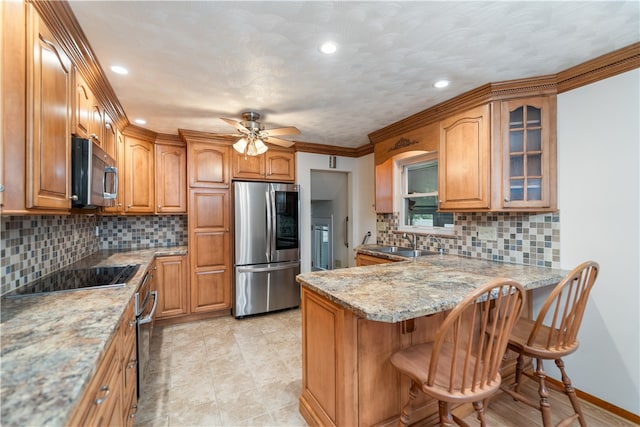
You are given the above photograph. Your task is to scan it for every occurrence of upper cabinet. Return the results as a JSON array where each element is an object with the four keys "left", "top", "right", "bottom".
[
  {"left": 155, "top": 141, "right": 187, "bottom": 214},
  {"left": 189, "top": 142, "right": 230, "bottom": 188},
  {"left": 25, "top": 4, "right": 72, "bottom": 210},
  {"left": 498, "top": 97, "right": 556, "bottom": 210},
  {"left": 123, "top": 133, "right": 155, "bottom": 213},
  {"left": 438, "top": 104, "right": 491, "bottom": 211},
  {"left": 370, "top": 80, "right": 559, "bottom": 213},
  {"left": 232, "top": 149, "right": 295, "bottom": 182}
]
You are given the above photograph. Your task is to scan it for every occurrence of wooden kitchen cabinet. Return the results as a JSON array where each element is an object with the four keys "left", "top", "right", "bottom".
[
  {"left": 189, "top": 142, "right": 230, "bottom": 188},
  {"left": 155, "top": 255, "right": 189, "bottom": 319},
  {"left": 375, "top": 158, "right": 393, "bottom": 213},
  {"left": 155, "top": 142, "right": 187, "bottom": 214},
  {"left": 123, "top": 134, "right": 155, "bottom": 213},
  {"left": 356, "top": 253, "right": 396, "bottom": 266},
  {"left": 189, "top": 188, "right": 231, "bottom": 313},
  {"left": 498, "top": 96, "right": 557, "bottom": 210},
  {"left": 232, "top": 149, "right": 296, "bottom": 182},
  {"left": 74, "top": 70, "right": 92, "bottom": 139},
  {"left": 121, "top": 298, "right": 137, "bottom": 426},
  {"left": 102, "top": 128, "right": 125, "bottom": 214},
  {"left": 68, "top": 320, "right": 123, "bottom": 427},
  {"left": 25, "top": 4, "right": 73, "bottom": 211},
  {"left": 438, "top": 104, "right": 491, "bottom": 211}
]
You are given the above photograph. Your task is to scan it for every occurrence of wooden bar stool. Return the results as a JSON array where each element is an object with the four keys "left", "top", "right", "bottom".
[
  {"left": 390, "top": 278, "right": 526, "bottom": 427},
  {"left": 501, "top": 261, "right": 599, "bottom": 427}
]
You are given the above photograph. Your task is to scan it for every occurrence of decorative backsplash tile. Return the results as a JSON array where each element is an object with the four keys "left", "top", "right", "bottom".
[
  {"left": 377, "top": 212, "right": 560, "bottom": 268},
  {"left": 98, "top": 215, "right": 188, "bottom": 250},
  {"left": 1, "top": 215, "right": 99, "bottom": 294},
  {"left": 1, "top": 214, "right": 188, "bottom": 295}
]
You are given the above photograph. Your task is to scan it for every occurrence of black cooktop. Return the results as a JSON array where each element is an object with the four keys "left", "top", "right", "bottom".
[{"left": 4, "top": 264, "right": 140, "bottom": 298}]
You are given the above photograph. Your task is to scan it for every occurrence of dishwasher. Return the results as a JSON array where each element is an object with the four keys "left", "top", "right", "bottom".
[{"left": 134, "top": 271, "right": 158, "bottom": 397}]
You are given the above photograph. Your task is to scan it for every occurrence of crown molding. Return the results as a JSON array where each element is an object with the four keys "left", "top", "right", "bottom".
[
  {"left": 178, "top": 129, "right": 237, "bottom": 145},
  {"left": 122, "top": 125, "right": 157, "bottom": 142},
  {"left": 294, "top": 141, "right": 373, "bottom": 158}
]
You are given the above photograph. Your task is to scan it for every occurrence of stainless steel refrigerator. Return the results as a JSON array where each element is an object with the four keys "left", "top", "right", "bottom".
[{"left": 233, "top": 181, "right": 300, "bottom": 318}]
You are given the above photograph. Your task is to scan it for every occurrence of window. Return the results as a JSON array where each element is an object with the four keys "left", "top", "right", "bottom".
[{"left": 397, "top": 154, "right": 454, "bottom": 232}]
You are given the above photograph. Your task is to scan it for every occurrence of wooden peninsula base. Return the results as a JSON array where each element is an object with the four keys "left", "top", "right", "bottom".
[{"left": 300, "top": 286, "right": 458, "bottom": 427}]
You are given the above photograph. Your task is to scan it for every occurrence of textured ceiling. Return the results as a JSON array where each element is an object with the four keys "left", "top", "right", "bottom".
[{"left": 68, "top": 1, "right": 639, "bottom": 148}]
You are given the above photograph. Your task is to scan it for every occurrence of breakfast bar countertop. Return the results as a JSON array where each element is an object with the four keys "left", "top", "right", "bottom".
[
  {"left": 297, "top": 250, "right": 569, "bottom": 323},
  {"left": 0, "top": 246, "right": 187, "bottom": 427}
]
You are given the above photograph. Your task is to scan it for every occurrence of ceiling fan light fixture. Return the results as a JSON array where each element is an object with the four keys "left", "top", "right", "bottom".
[
  {"left": 233, "top": 137, "right": 248, "bottom": 154},
  {"left": 254, "top": 138, "right": 268, "bottom": 155}
]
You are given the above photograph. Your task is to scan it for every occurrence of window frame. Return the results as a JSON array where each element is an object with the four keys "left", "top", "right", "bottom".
[{"left": 394, "top": 152, "right": 455, "bottom": 235}]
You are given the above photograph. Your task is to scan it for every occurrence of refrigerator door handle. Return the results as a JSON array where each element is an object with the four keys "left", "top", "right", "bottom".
[
  {"left": 237, "top": 262, "right": 300, "bottom": 273},
  {"left": 265, "top": 190, "right": 272, "bottom": 263}
]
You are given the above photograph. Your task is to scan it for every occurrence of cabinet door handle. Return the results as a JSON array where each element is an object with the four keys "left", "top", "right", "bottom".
[
  {"left": 127, "top": 360, "right": 136, "bottom": 369},
  {"left": 504, "top": 197, "right": 510, "bottom": 202},
  {"left": 95, "top": 385, "right": 110, "bottom": 405},
  {"left": 70, "top": 195, "right": 79, "bottom": 201}
]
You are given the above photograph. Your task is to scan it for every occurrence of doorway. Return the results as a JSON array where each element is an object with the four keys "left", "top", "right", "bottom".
[{"left": 310, "top": 171, "right": 349, "bottom": 271}]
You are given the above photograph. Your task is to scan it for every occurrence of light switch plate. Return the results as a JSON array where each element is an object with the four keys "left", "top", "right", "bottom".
[
  {"left": 478, "top": 226, "right": 497, "bottom": 241},
  {"left": 377, "top": 222, "right": 387, "bottom": 231}
]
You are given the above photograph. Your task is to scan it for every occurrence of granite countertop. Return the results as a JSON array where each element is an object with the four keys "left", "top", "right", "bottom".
[
  {"left": 0, "top": 246, "right": 187, "bottom": 427},
  {"left": 297, "top": 247, "right": 568, "bottom": 323}
]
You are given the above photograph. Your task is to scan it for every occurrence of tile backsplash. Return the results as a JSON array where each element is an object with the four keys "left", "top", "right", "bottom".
[
  {"left": 1, "top": 214, "right": 188, "bottom": 295},
  {"left": 99, "top": 215, "right": 187, "bottom": 250},
  {"left": 1, "top": 215, "right": 99, "bottom": 294},
  {"left": 377, "top": 211, "right": 560, "bottom": 268}
]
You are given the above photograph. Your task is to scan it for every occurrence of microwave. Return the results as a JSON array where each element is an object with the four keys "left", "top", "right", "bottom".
[{"left": 71, "top": 136, "right": 118, "bottom": 208}]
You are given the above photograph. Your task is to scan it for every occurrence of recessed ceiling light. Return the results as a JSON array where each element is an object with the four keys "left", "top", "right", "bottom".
[
  {"left": 319, "top": 41, "right": 337, "bottom": 55},
  {"left": 434, "top": 80, "right": 450, "bottom": 89},
  {"left": 134, "top": 118, "right": 146, "bottom": 125},
  {"left": 111, "top": 65, "right": 128, "bottom": 75}
]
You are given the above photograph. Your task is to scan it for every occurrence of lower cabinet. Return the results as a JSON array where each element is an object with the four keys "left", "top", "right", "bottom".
[
  {"left": 356, "top": 253, "right": 397, "bottom": 266},
  {"left": 69, "top": 298, "right": 137, "bottom": 427},
  {"left": 155, "top": 255, "right": 189, "bottom": 319}
]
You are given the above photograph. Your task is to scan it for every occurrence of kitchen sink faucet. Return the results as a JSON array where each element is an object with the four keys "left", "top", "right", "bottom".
[{"left": 402, "top": 233, "right": 417, "bottom": 250}]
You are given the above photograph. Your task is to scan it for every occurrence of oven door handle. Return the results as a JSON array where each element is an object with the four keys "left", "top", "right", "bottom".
[{"left": 138, "top": 290, "right": 158, "bottom": 325}]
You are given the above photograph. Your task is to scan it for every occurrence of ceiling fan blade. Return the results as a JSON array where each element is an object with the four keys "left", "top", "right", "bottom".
[
  {"left": 262, "top": 126, "right": 300, "bottom": 137},
  {"left": 264, "top": 136, "right": 295, "bottom": 148},
  {"left": 221, "top": 118, "right": 250, "bottom": 133}
]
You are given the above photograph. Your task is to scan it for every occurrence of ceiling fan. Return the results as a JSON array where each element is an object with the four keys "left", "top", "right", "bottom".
[{"left": 221, "top": 111, "right": 300, "bottom": 157}]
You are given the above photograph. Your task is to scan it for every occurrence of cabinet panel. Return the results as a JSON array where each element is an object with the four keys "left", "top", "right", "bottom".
[
  {"left": 265, "top": 150, "right": 295, "bottom": 181},
  {"left": 156, "top": 255, "right": 189, "bottom": 319},
  {"left": 188, "top": 142, "right": 229, "bottom": 188},
  {"left": 375, "top": 159, "right": 393, "bottom": 213},
  {"left": 74, "top": 71, "right": 91, "bottom": 139},
  {"left": 26, "top": 6, "right": 72, "bottom": 210},
  {"left": 232, "top": 151, "right": 265, "bottom": 180},
  {"left": 155, "top": 144, "right": 187, "bottom": 213},
  {"left": 124, "top": 136, "right": 154, "bottom": 213},
  {"left": 189, "top": 188, "right": 231, "bottom": 314},
  {"left": 356, "top": 253, "right": 396, "bottom": 266},
  {"left": 500, "top": 96, "right": 556, "bottom": 210},
  {"left": 103, "top": 129, "right": 125, "bottom": 213},
  {"left": 191, "top": 269, "right": 231, "bottom": 313},
  {"left": 439, "top": 104, "right": 491, "bottom": 211}
]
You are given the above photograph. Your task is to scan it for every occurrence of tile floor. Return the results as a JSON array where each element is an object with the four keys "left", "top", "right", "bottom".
[
  {"left": 136, "top": 308, "right": 635, "bottom": 427},
  {"left": 135, "top": 309, "right": 306, "bottom": 427}
]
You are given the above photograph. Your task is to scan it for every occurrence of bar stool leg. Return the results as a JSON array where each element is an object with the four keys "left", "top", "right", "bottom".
[
  {"left": 438, "top": 401, "right": 454, "bottom": 427},
  {"left": 399, "top": 381, "right": 419, "bottom": 427},
  {"left": 555, "top": 358, "right": 587, "bottom": 427},
  {"left": 534, "top": 358, "right": 552, "bottom": 427}
]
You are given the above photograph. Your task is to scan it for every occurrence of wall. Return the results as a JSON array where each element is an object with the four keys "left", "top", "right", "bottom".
[
  {"left": 557, "top": 69, "right": 639, "bottom": 414},
  {"left": 1, "top": 214, "right": 188, "bottom": 295},
  {"left": 297, "top": 152, "right": 377, "bottom": 272}
]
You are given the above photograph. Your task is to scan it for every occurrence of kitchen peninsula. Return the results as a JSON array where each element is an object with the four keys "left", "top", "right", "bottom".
[{"left": 296, "top": 253, "right": 568, "bottom": 427}]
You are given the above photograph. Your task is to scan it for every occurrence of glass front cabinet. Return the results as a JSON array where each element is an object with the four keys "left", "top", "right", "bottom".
[{"left": 499, "top": 96, "right": 556, "bottom": 210}]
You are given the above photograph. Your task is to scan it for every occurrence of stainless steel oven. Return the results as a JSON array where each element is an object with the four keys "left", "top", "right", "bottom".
[{"left": 134, "top": 271, "right": 158, "bottom": 396}]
